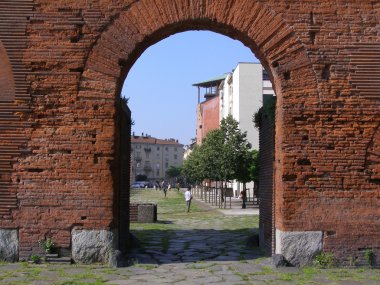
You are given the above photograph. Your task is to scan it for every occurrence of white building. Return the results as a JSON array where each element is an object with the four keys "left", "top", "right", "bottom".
[
  {"left": 183, "top": 138, "right": 196, "bottom": 160},
  {"left": 219, "top": 62, "right": 275, "bottom": 195}
]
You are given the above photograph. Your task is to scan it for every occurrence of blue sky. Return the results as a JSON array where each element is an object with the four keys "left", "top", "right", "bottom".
[{"left": 122, "top": 31, "right": 258, "bottom": 145}]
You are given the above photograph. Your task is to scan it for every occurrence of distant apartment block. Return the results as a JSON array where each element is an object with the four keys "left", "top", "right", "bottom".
[{"left": 131, "top": 134, "right": 184, "bottom": 182}]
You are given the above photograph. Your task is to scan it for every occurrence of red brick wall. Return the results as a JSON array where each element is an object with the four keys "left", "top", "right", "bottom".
[
  {"left": 0, "top": 41, "right": 15, "bottom": 101},
  {"left": 197, "top": 97, "right": 220, "bottom": 144},
  {"left": 0, "top": 0, "right": 378, "bottom": 262},
  {"left": 0, "top": 1, "right": 34, "bottom": 256},
  {"left": 129, "top": 204, "right": 138, "bottom": 223}
]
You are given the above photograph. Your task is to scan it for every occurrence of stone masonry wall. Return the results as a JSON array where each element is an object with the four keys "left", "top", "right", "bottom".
[{"left": 0, "top": 0, "right": 378, "bottom": 263}]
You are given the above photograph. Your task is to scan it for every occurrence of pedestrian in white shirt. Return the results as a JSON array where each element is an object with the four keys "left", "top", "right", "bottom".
[{"left": 185, "top": 186, "right": 192, "bottom": 212}]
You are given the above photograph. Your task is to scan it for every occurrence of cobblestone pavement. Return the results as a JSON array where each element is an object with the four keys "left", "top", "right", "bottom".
[{"left": 0, "top": 189, "right": 379, "bottom": 284}]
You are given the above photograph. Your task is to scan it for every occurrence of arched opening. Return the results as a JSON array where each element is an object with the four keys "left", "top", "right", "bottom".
[
  {"left": 122, "top": 30, "right": 274, "bottom": 261},
  {"left": 112, "top": 21, "right": 283, "bottom": 256},
  {"left": 77, "top": 1, "right": 317, "bottom": 264}
]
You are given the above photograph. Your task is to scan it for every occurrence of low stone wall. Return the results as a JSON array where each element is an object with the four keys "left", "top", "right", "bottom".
[{"left": 130, "top": 204, "right": 157, "bottom": 223}]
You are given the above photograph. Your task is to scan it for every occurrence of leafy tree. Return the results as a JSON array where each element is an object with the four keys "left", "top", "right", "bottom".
[
  {"left": 165, "top": 165, "right": 181, "bottom": 179},
  {"left": 219, "top": 115, "right": 251, "bottom": 185},
  {"left": 135, "top": 174, "right": 147, "bottom": 181},
  {"left": 236, "top": 149, "right": 259, "bottom": 184},
  {"left": 198, "top": 129, "right": 224, "bottom": 182},
  {"left": 181, "top": 145, "right": 205, "bottom": 184},
  {"left": 182, "top": 115, "right": 254, "bottom": 192},
  {"left": 249, "top": 149, "right": 260, "bottom": 183}
]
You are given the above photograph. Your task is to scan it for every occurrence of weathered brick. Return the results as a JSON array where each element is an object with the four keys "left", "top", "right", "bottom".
[{"left": 0, "top": 0, "right": 378, "bottom": 264}]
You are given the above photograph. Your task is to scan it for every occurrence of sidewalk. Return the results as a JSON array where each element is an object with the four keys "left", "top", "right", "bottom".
[{"left": 188, "top": 189, "right": 260, "bottom": 216}]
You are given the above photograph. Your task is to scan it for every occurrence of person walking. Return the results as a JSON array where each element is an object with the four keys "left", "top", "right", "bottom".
[
  {"left": 162, "top": 180, "right": 168, "bottom": 198},
  {"left": 185, "top": 186, "right": 192, "bottom": 212}
]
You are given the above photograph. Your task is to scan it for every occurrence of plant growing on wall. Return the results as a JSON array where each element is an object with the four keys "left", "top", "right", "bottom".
[
  {"left": 364, "top": 249, "right": 374, "bottom": 267},
  {"left": 30, "top": 254, "right": 41, "bottom": 264},
  {"left": 313, "top": 252, "right": 335, "bottom": 268},
  {"left": 38, "top": 238, "right": 54, "bottom": 253},
  {"left": 252, "top": 96, "right": 276, "bottom": 130}
]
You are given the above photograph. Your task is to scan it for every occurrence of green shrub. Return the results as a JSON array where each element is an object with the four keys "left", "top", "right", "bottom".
[
  {"left": 38, "top": 238, "right": 54, "bottom": 253},
  {"left": 313, "top": 252, "right": 335, "bottom": 268},
  {"left": 30, "top": 254, "right": 41, "bottom": 264},
  {"left": 364, "top": 249, "right": 374, "bottom": 266}
]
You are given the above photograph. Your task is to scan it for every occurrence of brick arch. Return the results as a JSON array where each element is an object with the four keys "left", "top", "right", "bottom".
[
  {"left": 82, "top": 1, "right": 318, "bottom": 98},
  {"left": 2, "top": 0, "right": 377, "bottom": 266},
  {"left": 79, "top": 0, "right": 318, "bottom": 257},
  {"left": 0, "top": 40, "right": 15, "bottom": 101}
]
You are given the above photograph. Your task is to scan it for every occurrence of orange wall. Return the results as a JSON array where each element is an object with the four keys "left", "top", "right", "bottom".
[{"left": 196, "top": 96, "right": 219, "bottom": 144}]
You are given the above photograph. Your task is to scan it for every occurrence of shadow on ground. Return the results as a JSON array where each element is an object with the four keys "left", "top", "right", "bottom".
[{"left": 126, "top": 227, "right": 264, "bottom": 265}]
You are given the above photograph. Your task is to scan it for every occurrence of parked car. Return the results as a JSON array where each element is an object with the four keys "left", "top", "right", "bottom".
[
  {"left": 131, "top": 181, "right": 153, "bottom": 189},
  {"left": 131, "top": 182, "right": 144, "bottom": 189}
]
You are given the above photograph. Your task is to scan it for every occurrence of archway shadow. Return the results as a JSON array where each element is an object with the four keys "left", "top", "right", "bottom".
[{"left": 126, "top": 227, "right": 264, "bottom": 266}]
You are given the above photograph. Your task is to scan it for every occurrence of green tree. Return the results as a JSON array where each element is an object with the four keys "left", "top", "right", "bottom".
[
  {"left": 236, "top": 149, "right": 259, "bottom": 184},
  {"left": 182, "top": 115, "right": 253, "bottom": 192},
  {"left": 135, "top": 174, "right": 147, "bottom": 181},
  {"left": 249, "top": 149, "right": 260, "bottom": 183},
  {"left": 165, "top": 165, "right": 181, "bottom": 179},
  {"left": 199, "top": 129, "right": 224, "bottom": 182},
  {"left": 181, "top": 145, "right": 205, "bottom": 184},
  {"left": 219, "top": 115, "right": 251, "bottom": 185}
]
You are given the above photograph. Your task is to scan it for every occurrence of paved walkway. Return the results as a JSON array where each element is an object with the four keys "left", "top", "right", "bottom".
[
  {"left": 181, "top": 187, "right": 260, "bottom": 216},
  {"left": 197, "top": 196, "right": 260, "bottom": 216},
  {"left": 115, "top": 193, "right": 270, "bottom": 284}
]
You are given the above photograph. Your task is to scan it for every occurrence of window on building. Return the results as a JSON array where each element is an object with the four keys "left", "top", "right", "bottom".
[
  {"left": 156, "top": 170, "right": 159, "bottom": 176},
  {"left": 157, "top": 146, "right": 160, "bottom": 150},
  {"left": 165, "top": 146, "right": 168, "bottom": 151},
  {"left": 165, "top": 162, "right": 168, "bottom": 168},
  {"left": 174, "top": 154, "right": 177, "bottom": 160}
]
